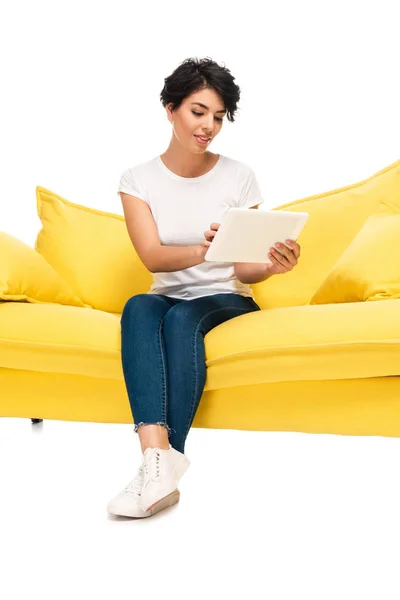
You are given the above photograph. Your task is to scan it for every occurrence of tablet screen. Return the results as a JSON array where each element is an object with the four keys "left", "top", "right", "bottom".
[{"left": 205, "top": 209, "right": 309, "bottom": 263}]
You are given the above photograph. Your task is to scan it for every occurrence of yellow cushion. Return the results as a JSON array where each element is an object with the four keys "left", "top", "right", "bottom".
[
  {"left": 34, "top": 187, "right": 153, "bottom": 313},
  {"left": 33, "top": 160, "right": 400, "bottom": 313},
  {"left": 0, "top": 231, "right": 90, "bottom": 308},
  {"left": 1, "top": 299, "right": 400, "bottom": 385},
  {"left": 251, "top": 159, "right": 400, "bottom": 309},
  {"left": 310, "top": 212, "right": 400, "bottom": 304}
]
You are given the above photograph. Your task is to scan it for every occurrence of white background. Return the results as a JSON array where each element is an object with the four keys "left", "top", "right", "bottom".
[{"left": 1, "top": 1, "right": 400, "bottom": 598}]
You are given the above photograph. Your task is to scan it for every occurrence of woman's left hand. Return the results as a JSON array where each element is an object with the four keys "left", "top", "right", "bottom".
[
  {"left": 266, "top": 240, "right": 301, "bottom": 275},
  {"left": 204, "top": 224, "right": 301, "bottom": 275}
]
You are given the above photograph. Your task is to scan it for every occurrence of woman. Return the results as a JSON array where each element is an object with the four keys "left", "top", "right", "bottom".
[{"left": 107, "top": 57, "right": 300, "bottom": 519}]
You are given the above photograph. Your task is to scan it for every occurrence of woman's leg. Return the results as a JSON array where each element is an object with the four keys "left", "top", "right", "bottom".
[
  {"left": 162, "top": 293, "right": 261, "bottom": 454},
  {"left": 120, "top": 293, "right": 183, "bottom": 453}
]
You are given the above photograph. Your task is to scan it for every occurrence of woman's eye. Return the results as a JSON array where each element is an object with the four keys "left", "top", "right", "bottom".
[{"left": 192, "top": 111, "right": 223, "bottom": 122}]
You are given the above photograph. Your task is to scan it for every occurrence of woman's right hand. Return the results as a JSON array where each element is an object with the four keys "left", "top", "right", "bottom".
[{"left": 199, "top": 222, "right": 220, "bottom": 258}]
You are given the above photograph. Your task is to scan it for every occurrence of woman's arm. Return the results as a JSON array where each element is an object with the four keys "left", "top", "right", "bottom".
[
  {"left": 120, "top": 192, "right": 205, "bottom": 272},
  {"left": 234, "top": 262, "right": 273, "bottom": 284}
]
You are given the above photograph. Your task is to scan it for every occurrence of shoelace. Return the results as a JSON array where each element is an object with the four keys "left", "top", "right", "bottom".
[
  {"left": 125, "top": 466, "right": 145, "bottom": 495},
  {"left": 143, "top": 449, "right": 161, "bottom": 483}
]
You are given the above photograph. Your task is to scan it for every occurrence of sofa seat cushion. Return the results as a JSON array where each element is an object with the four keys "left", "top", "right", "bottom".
[
  {"left": 0, "top": 302, "right": 122, "bottom": 380},
  {"left": 204, "top": 299, "right": 400, "bottom": 390},
  {"left": 1, "top": 300, "right": 399, "bottom": 388}
]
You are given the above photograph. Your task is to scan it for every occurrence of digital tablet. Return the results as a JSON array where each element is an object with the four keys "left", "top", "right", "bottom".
[{"left": 204, "top": 208, "right": 309, "bottom": 263}]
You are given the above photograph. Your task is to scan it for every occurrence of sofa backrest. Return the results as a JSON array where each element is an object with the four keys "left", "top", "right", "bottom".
[
  {"left": 251, "top": 159, "right": 400, "bottom": 309},
  {"left": 34, "top": 159, "right": 400, "bottom": 313}
]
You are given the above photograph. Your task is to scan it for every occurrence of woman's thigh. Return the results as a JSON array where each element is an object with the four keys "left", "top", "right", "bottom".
[{"left": 162, "top": 293, "right": 260, "bottom": 338}]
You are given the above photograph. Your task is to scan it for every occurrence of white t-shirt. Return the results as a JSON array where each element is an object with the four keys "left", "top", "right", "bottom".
[{"left": 117, "top": 154, "right": 264, "bottom": 300}]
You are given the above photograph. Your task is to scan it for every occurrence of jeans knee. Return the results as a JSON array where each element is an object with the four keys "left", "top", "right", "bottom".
[
  {"left": 121, "top": 294, "right": 147, "bottom": 320},
  {"left": 162, "top": 303, "right": 191, "bottom": 335}
]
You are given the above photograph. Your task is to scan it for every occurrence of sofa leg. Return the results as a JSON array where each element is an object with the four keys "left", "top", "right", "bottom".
[{"left": 31, "top": 418, "right": 43, "bottom": 424}]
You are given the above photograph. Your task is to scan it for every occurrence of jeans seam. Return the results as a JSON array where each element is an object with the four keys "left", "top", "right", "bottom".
[
  {"left": 158, "top": 312, "right": 168, "bottom": 425},
  {"left": 182, "top": 305, "right": 254, "bottom": 442},
  {"left": 133, "top": 313, "right": 171, "bottom": 435}
]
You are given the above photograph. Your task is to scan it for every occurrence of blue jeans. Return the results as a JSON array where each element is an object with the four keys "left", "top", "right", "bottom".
[{"left": 120, "top": 292, "right": 261, "bottom": 454}]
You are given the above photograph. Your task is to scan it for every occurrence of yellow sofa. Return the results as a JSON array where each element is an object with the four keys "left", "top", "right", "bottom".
[{"left": 1, "top": 159, "right": 400, "bottom": 437}]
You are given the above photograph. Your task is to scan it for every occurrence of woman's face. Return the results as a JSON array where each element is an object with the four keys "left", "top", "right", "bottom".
[{"left": 166, "top": 87, "right": 226, "bottom": 153}]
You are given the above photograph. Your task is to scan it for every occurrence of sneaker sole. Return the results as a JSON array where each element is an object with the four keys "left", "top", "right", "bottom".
[
  {"left": 145, "top": 488, "right": 181, "bottom": 512},
  {"left": 108, "top": 489, "right": 180, "bottom": 518}
]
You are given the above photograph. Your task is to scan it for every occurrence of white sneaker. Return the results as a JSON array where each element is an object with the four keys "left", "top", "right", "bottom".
[
  {"left": 107, "top": 462, "right": 180, "bottom": 518},
  {"left": 139, "top": 446, "right": 190, "bottom": 513}
]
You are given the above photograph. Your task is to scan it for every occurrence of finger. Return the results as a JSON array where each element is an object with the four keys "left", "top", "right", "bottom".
[
  {"left": 271, "top": 248, "right": 292, "bottom": 267},
  {"left": 283, "top": 243, "right": 298, "bottom": 264},
  {"left": 286, "top": 240, "right": 300, "bottom": 259},
  {"left": 273, "top": 245, "right": 297, "bottom": 266},
  {"left": 210, "top": 222, "right": 220, "bottom": 230},
  {"left": 268, "top": 252, "right": 284, "bottom": 270}
]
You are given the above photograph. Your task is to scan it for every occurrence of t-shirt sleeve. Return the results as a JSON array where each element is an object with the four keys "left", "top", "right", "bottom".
[
  {"left": 238, "top": 167, "right": 265, "bottom": 209},
  {"left": 117, "top": 169, "right": 149, "bottom": 204}
]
